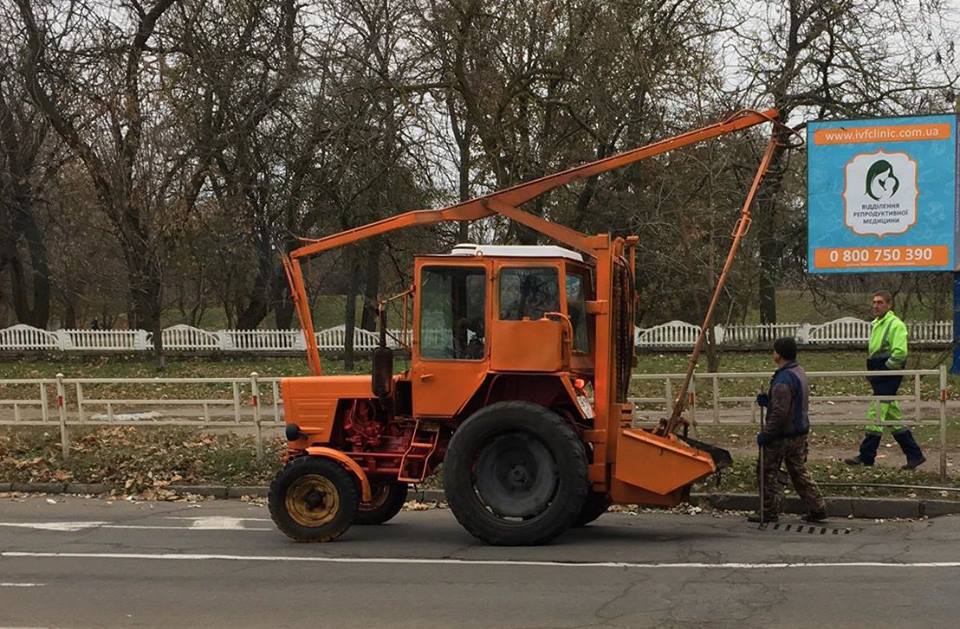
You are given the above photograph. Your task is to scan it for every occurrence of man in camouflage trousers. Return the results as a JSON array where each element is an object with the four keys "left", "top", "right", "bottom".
[{"left": 748, "top": 337, "right": 827, "bottom": 523}]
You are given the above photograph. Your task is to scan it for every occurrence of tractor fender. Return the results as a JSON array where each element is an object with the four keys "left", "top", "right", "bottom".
[{"left": 304, "top": 446, "right": 372, "bottom": 502}]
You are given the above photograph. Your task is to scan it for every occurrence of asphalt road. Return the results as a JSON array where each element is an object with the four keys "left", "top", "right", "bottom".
[{"left": 1, "top": 495, "right": 959, "bottom": 628}]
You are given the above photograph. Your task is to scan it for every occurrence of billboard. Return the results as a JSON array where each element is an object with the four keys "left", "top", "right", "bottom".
[{"left": 807, "top": 114, "right": 959, "bottom": 273}]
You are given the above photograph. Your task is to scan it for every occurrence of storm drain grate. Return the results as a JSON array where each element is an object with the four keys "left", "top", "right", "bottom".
[{"left": 765, "top": 522, "right": 857, "bottom": 535}]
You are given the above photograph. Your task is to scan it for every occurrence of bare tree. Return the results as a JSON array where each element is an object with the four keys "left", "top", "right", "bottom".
[
  {"left": 725, "top": 0, "right": 959, "bottom": 322},
  {"left": 0, "top": 56, "right": 53, "bottom": 328},
  {"left": 14, "top": 0, "right": 218, "bottom": 364}
]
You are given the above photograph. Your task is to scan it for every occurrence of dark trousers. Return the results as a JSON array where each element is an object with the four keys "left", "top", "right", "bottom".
[{"left": 759, "top": 435, "right": 826, "bottom": 515}]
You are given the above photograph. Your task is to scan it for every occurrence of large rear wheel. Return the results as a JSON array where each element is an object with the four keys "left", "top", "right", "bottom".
[
  {"left": 573, "top": 491, "right": 612, "bottom": 527},
  {"left": 444, "top": 401, "right": 588, "bottom": 546},
  {"left": 268, "top": 456, "right": 358, "bottom": 542}
]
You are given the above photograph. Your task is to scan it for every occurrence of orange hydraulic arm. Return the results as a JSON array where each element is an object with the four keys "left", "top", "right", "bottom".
[{"left": 286, "top": 108, "right": 780, "bottom": 375}]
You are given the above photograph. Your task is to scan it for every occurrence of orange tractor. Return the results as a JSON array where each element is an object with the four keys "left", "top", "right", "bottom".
[{"left": 270, "top": 109, "right": 787, "bottom": 545}]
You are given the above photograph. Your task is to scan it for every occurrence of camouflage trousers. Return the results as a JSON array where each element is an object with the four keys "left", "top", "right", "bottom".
[{"left": 758, "top": 435, "right": 826, "bottom": 516}]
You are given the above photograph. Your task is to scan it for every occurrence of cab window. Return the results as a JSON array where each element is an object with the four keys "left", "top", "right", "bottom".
[
  {"left": 419, "top": 266, "right": 486, "bottom": 359},
  {"left": 499, "top": 267, "right": 560, "bottom": 320}
]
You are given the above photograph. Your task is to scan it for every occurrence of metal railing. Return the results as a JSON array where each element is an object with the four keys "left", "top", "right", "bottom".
[
  {"left": 0, "top": 373, "right": 283, "bottom": 460},
  {"left": 0, "top": 367, "right": 954, "bottom": 478},
  {"left": 630, "top": 366, "right": 951, "bottom": 479}
]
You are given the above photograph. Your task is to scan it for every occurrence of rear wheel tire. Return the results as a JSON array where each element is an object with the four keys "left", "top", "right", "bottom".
[
  {"left": 355, "top": 482, "right": 408, "bottom": 525},
  {"left": 268, "top": 456, "right": 358, "bottom": 542},
  {"left": 573, "top": 492, "right": 612, "bottom": 527},
  {"left": 444, "top": 401, "right": 588, "bottom": 546}
]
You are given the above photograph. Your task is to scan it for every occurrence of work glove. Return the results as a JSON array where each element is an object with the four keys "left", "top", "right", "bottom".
[
  {"left": 756, "top": 392, "right": 770, "bottom": 408},
  {"left": 756, "top": 432, "right": 769, "bottom": 447}
]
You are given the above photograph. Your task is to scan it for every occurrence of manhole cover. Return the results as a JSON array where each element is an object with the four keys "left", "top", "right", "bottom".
[{"left": 763, "top": 522, "right": 857, "bottom": 535}]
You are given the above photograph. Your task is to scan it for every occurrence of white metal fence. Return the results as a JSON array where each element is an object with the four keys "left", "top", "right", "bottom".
[
  {"left": 0, "top": 367, "right": 952, "bottom": 478},
  {"left": 635, "top": 319, "right": 953, "bottom": 348},
  {"left": 0, "top": 318, "right": 955, "bottom": 353}
]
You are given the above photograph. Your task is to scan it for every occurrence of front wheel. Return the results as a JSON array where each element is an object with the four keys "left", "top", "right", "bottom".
[
  {"left": 268, "top": 456, "right": 359, "bottom": 542},
  {"left": 444, "top": 401, "right": 588, "bottom": 546}
]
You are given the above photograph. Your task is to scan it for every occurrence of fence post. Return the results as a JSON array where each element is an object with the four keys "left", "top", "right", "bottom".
[
  {"left": 712, "top": 374, "right": 720, "bottom": 424},
  {"left": 56, "top": 373, "right": 69, "bottom": 460},
  {"left": 232, "top": 382, "right": 241, "bottom": 424},
  {"left": 39, "top": 382, "right": 49, "bottom": 423},
  {"left": 664, "top": 378, "right": 673, "bottom": 417},
  {"left": 939, "top": 365, "right": 948, "bottom": 481},
  {"left": 272, "top": 381, "right": 281, "bottom": 423},
  {"left": 688, "top": 376, "right": 697, "bottom": 426},
  {"left": 251, "top": 372, "right": 263, "bottom": 459},
  {"left": 914, "top": 372, "right": 922, "bottom": 428}
]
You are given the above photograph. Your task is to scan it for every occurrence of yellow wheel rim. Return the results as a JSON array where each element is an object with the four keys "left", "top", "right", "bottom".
[{"left": 286, "top": 474, "right": 340, "bottom": 527}]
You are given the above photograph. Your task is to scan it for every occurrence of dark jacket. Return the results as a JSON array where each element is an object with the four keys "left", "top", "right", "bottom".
[{"left": 761, "top": 361, "right": 810, "bottom": 441}]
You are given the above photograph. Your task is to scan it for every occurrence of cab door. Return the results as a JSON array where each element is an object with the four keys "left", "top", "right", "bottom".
[
  {"left": 489, "top": 261, "right": 566, "bottom": 372},
  {"left": 410, "top": 261, "right": 490, "bottom": 418}
]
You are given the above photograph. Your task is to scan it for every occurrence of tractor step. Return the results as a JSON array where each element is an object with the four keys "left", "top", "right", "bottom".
[{"left": 398, "top": 423, "right": 440, "bottom": 483}]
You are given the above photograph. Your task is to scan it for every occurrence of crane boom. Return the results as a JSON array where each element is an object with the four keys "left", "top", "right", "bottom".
[{"left": 286, "top": 108, "right": 781, "bottom": 375}]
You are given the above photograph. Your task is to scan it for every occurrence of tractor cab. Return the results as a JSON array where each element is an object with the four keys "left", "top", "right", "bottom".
[{"left": 406, "top": 244, "right": 594, "bottom": 418}]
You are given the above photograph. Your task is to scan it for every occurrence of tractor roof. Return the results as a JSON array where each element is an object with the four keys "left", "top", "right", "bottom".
[{"left": 445, "top": 243, "right": 584, "bottom": 262}]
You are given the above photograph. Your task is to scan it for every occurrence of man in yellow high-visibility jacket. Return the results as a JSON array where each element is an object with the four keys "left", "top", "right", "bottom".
[{"left": 845, "top": 290, "right": 926, "bottom": 470}]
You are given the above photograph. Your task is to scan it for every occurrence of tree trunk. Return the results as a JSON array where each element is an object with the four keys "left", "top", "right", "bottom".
[
  {"left": 235, "top": 232, "right": 275, "bottom": 329},
  {"left": 360, "top": 240, "right": 381, "bottom": 332},
  {"left": 122, "top": 231, "right": 165, "bottom": 368},
  {"left": 343, "top": 252, "right": 361, "bottom": 371},
  {"left": 5, "top": 179, "right": 51, "bottom": 328},
  {"left": 63, "top": 297, "right": 77, "bottom": 329},
  {"left": 273, "top": 279, "right": 294, "bottom": 329},
  {"left": 755, "top": 144, "right": 788, "bottom": 324}
]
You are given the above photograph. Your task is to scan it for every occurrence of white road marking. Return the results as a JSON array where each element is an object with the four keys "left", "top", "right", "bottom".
[
  {"left": 165, "top": 516, "right": 270, "bottom": 529},
  {"left": 101, "top": 524, "right": 271, "bottom": 531},
  {"left": 0, "top": 520, "right": 270, "bottom": 532},
  {"left": 3, "top": 551, "right": 960, "bottom": 570},
  {"left": 0, "top": 522, "right": 106, "bottom": 532},
  {"left": 0, "top": 583, "right": 45, "bottom": 587}
]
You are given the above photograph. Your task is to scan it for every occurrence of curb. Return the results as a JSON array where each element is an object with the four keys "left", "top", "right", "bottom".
[
  {"left": 692, "top": 493, "right": 960, "bottom": 519},
  {"left": 3, "top": 483, "right": 959, "bottom": 519}
]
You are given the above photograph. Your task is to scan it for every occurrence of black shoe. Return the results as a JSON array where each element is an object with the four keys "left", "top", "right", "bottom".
[
  {"left": 893, "top": 430, "right": 925, "bottom": 469},
  {"left": 844, "top": 455, "right": 873, "bottom": 466},
  {"left": 747, "top": 513, "right": 778, "bottom": 523},
  {"left": 802, "top": 510, "right": 828, "bottom": 523},
  {"left": 901, "top": 456, "right": 926, "bottom": 470}
]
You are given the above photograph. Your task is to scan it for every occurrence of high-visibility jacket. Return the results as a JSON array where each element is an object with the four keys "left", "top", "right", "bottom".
[{"left": 868, "top": 311, "right": 908, "bottom": 370}]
